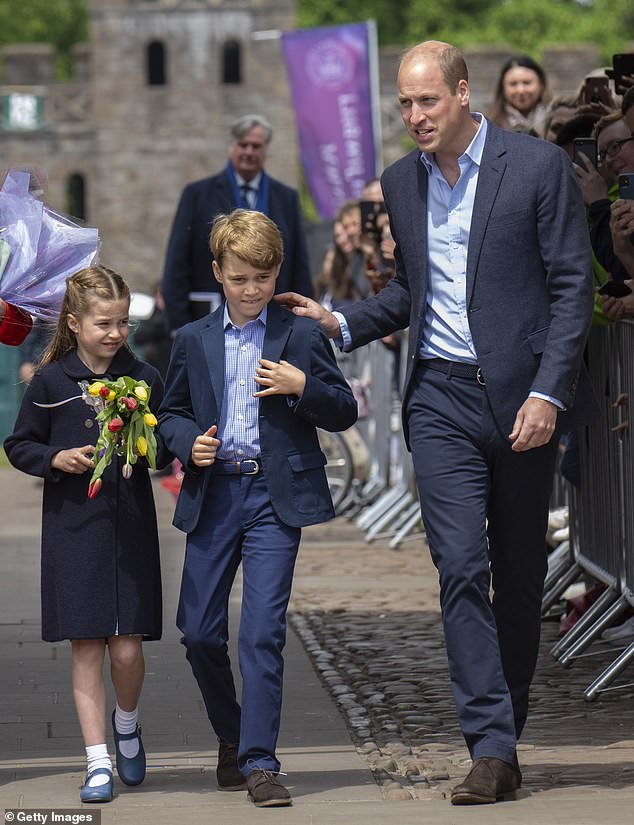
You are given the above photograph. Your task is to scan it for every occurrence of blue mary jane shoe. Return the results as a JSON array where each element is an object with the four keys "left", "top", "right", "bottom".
[
  {"left": 112, "top": 710, "right": 146, "bottom": 786},
  {"left": 80, "top": 767, "right": 113, "bottom": 803}
]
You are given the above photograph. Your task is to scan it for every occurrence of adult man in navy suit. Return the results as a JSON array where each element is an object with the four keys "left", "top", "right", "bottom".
[
  {"left": 162, "top": 114, "right": 313, "bottom": 333},
  {"left": 277, "top": 41, "right": 597, "bottom": 805}
]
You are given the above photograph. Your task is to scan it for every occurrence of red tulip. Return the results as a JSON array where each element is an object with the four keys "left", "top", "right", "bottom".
[
  {"left": 99, "top": 386, "right": 111, "bottom": 397},
  {"left": 108, "top": 417, "right": 124, "bottom": 433},
  {"left": 88, "top": 478, "right": 102, "bottom": 499},
  {"left": 125, "top": 396, "right": 138, "bottom": 411}
]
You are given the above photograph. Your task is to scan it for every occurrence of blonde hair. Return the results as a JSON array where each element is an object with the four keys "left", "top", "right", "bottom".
[
  {"left": 210, "top": 209, "right": 284, "bottom": 271},
  {"left": 40, "top": 265, "right": 130, "bottom": 366}
]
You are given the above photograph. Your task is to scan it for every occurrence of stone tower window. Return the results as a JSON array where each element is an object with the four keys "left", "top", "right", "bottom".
[
  {"left": 222, "top": 40, "right": 242, "bottom": 84},
  {"left": 147, "top": 41, "right": 167, "bottom": 86},
  {"left": 67, "top": 173, "right": 86, "bottom": 221}
]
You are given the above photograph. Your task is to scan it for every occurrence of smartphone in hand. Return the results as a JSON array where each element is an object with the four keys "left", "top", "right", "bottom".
[
  {"left": 582, "top": 75, "right": 611, "bottom": 105},
  {"left": 573, "top": 138, "right": 598, "bottom": 169},
  {"left": 598, "top": 280, "right": 632, "bottom": 298},
  {"left": 619, "top": 173, "right": 634, "bottom": 200},
  {"left": 608, "top": 53, "right": 634, "bottom": 95}
]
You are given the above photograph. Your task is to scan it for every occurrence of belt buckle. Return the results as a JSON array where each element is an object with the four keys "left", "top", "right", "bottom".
[
  {"left": 242, "top": 459, "right": 260, "bottom": 475},
  {"left": 476, "top": 367, "right": 485, "bottom": 386}
]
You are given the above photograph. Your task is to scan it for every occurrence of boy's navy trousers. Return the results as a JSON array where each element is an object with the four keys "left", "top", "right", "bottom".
[{"left": 177, "top": 471, "right": 300, "bottom": 775}]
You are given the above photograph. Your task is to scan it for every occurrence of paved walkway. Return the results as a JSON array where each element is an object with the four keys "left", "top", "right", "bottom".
[{"left": 1, "top": 466, "right": 633, "bottom": 824}]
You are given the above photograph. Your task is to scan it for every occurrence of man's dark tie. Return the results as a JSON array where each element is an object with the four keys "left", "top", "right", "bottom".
[{"left": 240, "top": 184, "right": 256, "bottom": 209}]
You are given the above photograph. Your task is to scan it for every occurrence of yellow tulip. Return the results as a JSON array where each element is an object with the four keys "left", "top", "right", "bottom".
[
  {"left": 134, "top": 386, "right": 148, "bottom": 400},
  {"left": 136, "top": 436, "right": 148, "bottom": 456},
  {"left": 143, "top": 413, "right": 157, "bottom": 427},
  {"left": 107, "top": 389, "right": 116, "bottom": 402},
  {"left": 88, "top": 382, "right": 105, "bottom": 396}
]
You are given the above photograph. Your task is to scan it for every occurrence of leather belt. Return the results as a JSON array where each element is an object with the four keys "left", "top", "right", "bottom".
[
  {"left": 211, "top": 458, "right": 261, "bottom": 475},
  {"left": 420, "top": 358, "right": 485, "bottom": 386}
]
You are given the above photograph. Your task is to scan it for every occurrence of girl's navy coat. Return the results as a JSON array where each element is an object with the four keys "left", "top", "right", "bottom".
[{"left": 4, "top": 348, "right": 167, "bottom": 642}]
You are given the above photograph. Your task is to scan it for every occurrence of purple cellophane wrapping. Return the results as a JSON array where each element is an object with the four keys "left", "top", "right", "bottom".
[{"left": 0, "top": 170, "right": 99, "bottom": 320}]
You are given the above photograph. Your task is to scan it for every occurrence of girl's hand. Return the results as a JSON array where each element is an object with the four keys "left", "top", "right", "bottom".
[
  {"left": 254, "top": 358, "right": 306, "bottom": 398},
  {"left": 51, "top": 445, "right": 95, "bottom": 474}
]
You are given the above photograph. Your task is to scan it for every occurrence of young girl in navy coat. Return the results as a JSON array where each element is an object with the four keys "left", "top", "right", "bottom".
[{"left": 4, "top": 266, "right": 168, "bottom": 803}]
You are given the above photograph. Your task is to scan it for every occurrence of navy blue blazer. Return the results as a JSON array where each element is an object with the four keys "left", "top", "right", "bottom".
[
  {"left": 162, "top": 168, "right": 313, "bottom": 331},
  {"left": 344, "top": 121, "right": 599, "bottom": 442},
  {"left": 158, "top": 300, "right": 357, "bottom": 532}
]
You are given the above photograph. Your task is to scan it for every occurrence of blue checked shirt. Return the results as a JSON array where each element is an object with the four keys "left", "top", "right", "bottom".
[{"left": 216, "top": 304, "right": 266, "bottom": 460}]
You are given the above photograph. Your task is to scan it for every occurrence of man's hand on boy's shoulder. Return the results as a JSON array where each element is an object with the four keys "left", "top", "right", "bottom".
[
  {"left": 254, "top": 358, "right": 306, "bottom": 399},
  {"left": 274, "top": 292, "right": 341, "bottom": 339}
]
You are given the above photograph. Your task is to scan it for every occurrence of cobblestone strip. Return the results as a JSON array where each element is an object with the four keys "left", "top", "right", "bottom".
[
  {"left": 289, "top": 523, "right": 634, "bottom": 801},
  {"left": 289, "top": 608, "right": 468, "bottom": 801}
]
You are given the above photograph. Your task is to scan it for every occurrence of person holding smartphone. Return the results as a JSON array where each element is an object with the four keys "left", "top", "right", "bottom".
[
  {"left": 573, "top": 111, "right": 634, "bottom": 286},
  {"left": 596, "top": 90, "right": 634, "bottom": 317}
]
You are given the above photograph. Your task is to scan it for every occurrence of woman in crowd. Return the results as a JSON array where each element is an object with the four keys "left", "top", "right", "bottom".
[
  {"left": 314, "top": 220, "right": 359, "bottom": 312},
  {"left": 488, "top": 55, "right": 552, "bottom": 134}
]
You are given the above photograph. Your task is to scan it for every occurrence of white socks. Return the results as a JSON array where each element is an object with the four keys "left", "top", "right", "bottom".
[
  {"left": 114, "top": 703, "right": 140, "bottom": 758},
  {"left": 85, "top": 743, "right": 112, "bottom": 786}
]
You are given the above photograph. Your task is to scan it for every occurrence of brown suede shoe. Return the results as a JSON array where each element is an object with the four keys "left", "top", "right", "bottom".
[
  {"left": 216, "top": 742, "right": 247, "bottom": 791},
  {"left": 451, "top": 757, "right": 520, "bottom": 805},
  {"left": 246, "top": 767, "right": 292, "bottom": 807}
]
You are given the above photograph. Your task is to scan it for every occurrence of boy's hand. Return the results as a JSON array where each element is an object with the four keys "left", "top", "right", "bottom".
[
  {"left": 51, "top": 445, "right": 95, "bottom": 474},
  {"left": 191, "top": 424, "right": 220, "bottom": 467},
  {"left": 254, "top": 358, "right": 306, "bottom": 398}
]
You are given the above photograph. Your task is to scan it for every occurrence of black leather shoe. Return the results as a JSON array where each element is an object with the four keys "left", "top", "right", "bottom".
[
  {"left": 246, "top": 766, "right": 292, "bottom": 807},
  {"left": 216, "top": 741, "right": 247, "bottom": 791},
  {"left": 451, "top": 757, "right": 520, "bottom": 805}
]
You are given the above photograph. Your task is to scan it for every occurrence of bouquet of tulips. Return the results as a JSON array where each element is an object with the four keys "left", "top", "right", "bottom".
[{"left": 85, "top": 377, "right": 158, "bottom": 499}]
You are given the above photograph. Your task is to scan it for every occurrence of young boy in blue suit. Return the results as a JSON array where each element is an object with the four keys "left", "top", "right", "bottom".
[{"left": 158, "top": 209, "right": 357, "bottom": 807}]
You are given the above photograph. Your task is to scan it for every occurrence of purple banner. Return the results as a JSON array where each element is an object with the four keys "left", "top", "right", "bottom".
[{"left": 281, "top": 22, "right": 380, "bottom": 219}]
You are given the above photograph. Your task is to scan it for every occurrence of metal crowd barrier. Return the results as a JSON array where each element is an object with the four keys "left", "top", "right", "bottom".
[
  {"left": 333, "top": 322, "right": 634, "bottom": 697},
  {"left": 549, "top": 323, "right": 634, "bottom": 699},
  {"left": 331, "top": 334, "right": 422, "bottom": 549}
]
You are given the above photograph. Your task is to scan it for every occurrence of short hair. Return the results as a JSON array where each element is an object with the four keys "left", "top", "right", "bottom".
[
  {"left": 542, "top": 95, "right": 578, "bottom": 139},
  {"left": 336, "top": 200, "right": 360, "bottom": 223},
  {"left": 400, "top": 42, "right": 468, "bottom": 93},
  {"left": 230, "top": 114, "right": 273, "bottom": 144},
  {"left": 555, "top": 113, "right": 600, "bottom": 147},
  {"left": 210, "top": 209, "right": 283, "bottom": 271},
  {"left": 622, "top": 86, "right": 634, "bottom": 117},
  {"left": 593, "top": 110, "right": 624, "bottom": 140}
]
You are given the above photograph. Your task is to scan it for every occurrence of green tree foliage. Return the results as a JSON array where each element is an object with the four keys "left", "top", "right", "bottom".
[
  {"left": 299, "top": 0, "right": 634, "bottom": 62},
  {"left": 0, "top": 1, "right": 632, "bottom": 77},
  {"left": 297, "top": 0, "right": 409, "bottom": 46},
  {"left": 0, "top": 0, "right": 88, "bottom": 79}
]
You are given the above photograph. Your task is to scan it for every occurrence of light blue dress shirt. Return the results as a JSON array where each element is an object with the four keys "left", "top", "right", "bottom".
[
  {"left": 216, "top": 304, "right": 265, "bottom": 460},
  {"left": 334, "top": 113, "right": 562, "bottom": 408}
]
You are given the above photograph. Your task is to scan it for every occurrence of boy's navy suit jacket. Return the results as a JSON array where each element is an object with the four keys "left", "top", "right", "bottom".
[{"left": 158, "top": 300, "right": 358, "bottom": 532}]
